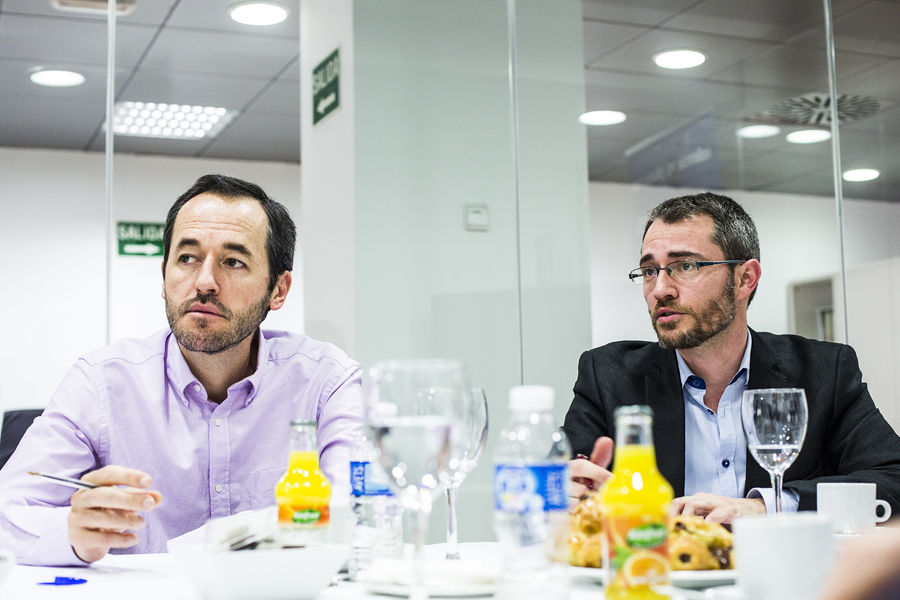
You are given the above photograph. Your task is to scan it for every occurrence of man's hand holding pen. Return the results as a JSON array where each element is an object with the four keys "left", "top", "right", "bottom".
[
  {"left": 569, "top": 436, "right": 614, "bottom": 503},
  {"left": 66, "top": 465, "right": 163, "bottom": 563}
]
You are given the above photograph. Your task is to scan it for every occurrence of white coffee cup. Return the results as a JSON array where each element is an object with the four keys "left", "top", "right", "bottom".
[
  {"left": 817, "top": 482, "right": 891, "bottom": 534},
  {"left": 733, "top": 513, "right": 835, "bottom": 600}
]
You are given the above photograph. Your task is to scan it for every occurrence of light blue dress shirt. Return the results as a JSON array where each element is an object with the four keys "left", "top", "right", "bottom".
[{"left": 678, "top": 331, "right": 799, "bottom": 513}]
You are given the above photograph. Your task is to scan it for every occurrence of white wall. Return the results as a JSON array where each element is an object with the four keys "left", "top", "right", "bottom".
[{"left": 0, "top": 147, "right": 300, "bottom": 413}]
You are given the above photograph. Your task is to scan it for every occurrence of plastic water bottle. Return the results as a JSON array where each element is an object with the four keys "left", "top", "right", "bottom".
[
  {"left": 348, "top": 427, "right": 404, "bottom": 579},
  {"left": 493, "top": 385, "right": 572, "bottom": 600}
]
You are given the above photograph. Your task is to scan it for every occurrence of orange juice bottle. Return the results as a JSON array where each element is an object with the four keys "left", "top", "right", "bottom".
[
  {"left": 275, "top": 420, "right": 331, "bottom": 546},
  {"left": 600, "top": 406, "right": 673, "bottom": 600}
]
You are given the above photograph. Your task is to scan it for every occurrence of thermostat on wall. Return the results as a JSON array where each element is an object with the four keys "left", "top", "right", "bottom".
[{"left": 464, "top": 204, "right": 489, "bottom": 231}]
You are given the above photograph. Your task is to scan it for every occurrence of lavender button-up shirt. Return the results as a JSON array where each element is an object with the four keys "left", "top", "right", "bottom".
[{"left": 0, "top": 328, "right": 362, "bottom": 566}]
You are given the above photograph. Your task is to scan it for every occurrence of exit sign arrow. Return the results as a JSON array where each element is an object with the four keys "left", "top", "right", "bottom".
[{"left": 123, "top": 242, "right": 161, "bottom": 256}]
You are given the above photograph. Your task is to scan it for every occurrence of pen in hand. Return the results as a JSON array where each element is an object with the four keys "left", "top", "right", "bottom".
[{"left": 28, "top": 471, "right": 98, "bottom": 490}]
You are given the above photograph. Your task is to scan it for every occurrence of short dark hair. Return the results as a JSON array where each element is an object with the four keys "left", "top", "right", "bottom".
[
  {"left": 644, "top": 192, "right": 760, "bottom": 303},
  {"left": 163, "top": 174, "right": 296, "bottom": 291}
]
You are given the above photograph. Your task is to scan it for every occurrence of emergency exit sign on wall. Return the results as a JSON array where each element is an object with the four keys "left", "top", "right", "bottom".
[
  {"left": 312, "top": 48, "right": 340, "bottom": 125},
  {"left": 117, "top": 222, "right": 164, "bottom": 256}
]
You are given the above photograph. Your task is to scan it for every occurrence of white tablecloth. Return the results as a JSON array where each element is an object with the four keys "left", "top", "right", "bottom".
[{"left": 0, "top": 543, "right": 703, "bottom": 599}]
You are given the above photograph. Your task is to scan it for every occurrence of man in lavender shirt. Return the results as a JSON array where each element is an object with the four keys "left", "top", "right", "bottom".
[{"left": 0, "top": 174, "right": 362, "bottom": 565}]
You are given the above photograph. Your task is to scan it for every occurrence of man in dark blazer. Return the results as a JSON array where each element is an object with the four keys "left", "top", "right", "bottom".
[{"left": 564, "top": 192, "right": 900, "bottom": 522}]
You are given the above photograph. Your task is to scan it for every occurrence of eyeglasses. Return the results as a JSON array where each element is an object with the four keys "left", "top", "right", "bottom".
[{"left": 628, "top": 259, "right": 746, "bottom": 284}]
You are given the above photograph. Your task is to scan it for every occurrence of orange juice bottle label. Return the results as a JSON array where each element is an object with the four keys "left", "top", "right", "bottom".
[
  {"left": 606, "top": 514, "right": 669, "bottom": 591},
  {"left": 278, "top": 501, "right": 330, "bottom": 526}
]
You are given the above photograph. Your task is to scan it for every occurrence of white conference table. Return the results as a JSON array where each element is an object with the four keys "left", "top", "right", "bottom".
[{"left": 1, "top": 542, "right": 702, "bottom": 600}]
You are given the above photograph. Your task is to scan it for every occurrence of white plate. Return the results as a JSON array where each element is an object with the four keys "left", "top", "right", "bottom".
[
  {"left": 358, "top": 556, "right": 497, "bottom": 598},
  {"left": 366, "top": 581, "right": 494, "bottom": 598},
  {"left": 570, "top": 566, "right": 736, "bottom": 589}
]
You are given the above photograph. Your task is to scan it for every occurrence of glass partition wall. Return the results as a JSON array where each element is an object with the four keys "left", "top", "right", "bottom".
[{"left": 0, "top": 0, "right": 897, "bottom": 543}]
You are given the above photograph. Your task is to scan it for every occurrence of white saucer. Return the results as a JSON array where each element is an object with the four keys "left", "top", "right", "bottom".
[{"left": 570, "top": 566, "right": 736, "bottom": 589}]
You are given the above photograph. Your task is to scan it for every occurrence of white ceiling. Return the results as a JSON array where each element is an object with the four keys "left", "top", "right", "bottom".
[{"left": 1, "top": 0, "right": 898, "bottom": 201}]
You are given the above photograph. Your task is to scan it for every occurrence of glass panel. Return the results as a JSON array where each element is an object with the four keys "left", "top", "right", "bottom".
[
  {"left": 581, "top": 0, "right": 844, "bottom": 351},
  {"left": 108, "top": 1, "right": 303, "bottom": 343},
  {"left": 350, "top": 0, "right": 521, "bottom": 543},
  {"left": 0, "top": 1, "right": 110, "bottom": 410},
  {"left": 830, "top": 0, "right": 900, "bottom": 430}
]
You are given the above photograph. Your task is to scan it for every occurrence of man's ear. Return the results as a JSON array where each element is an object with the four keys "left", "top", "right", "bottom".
[
  {"left": 161, "top": 259, "right": 166, "bottom": 299},
  {"left": 268, "top": 271, "right": 292, "bottom": 311},
  {"left": 736, "top": 259, "right": 761, "bottom": 302}
]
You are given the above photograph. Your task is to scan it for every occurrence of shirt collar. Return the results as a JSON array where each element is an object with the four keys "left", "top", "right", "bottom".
[
  {"left": 165, "top": 329, "right": 267, "bottom": 408},
  {"left": 675, "top": 330, "right": 752, "bottom": 391}
]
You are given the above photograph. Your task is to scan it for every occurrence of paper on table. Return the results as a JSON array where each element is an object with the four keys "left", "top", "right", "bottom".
[{"left": 166, "top": 507, "right": 277, "bottom": 552}]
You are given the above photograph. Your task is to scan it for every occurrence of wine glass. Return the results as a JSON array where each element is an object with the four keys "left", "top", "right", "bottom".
[
  {"left": 365, "top": 360, "right": 469, "bottom": 600},
  {"left": 741, "top": 388, "right": 808, "bottom": 512},
  {"left": 441, "top": 388, "right": 488, "bottom": 560}
]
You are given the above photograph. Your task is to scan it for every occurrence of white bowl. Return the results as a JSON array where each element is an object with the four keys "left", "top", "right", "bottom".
[{"left": 171, "top": 544, "right": 348, "bottom": 600}]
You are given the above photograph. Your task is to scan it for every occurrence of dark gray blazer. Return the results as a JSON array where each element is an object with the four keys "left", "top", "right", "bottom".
[{"left": 563, "top": 329, "right": 900, "bottom": 512}]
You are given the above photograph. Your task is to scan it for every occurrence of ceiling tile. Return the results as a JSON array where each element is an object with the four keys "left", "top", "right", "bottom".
[
  {"left": 581, "top": 0, "right": 698, "bottom": 26},
  {"left": 140, "top": 27, "right": 297, "bottom": 79},
  {"left": 0, "top": 14, "right": 158, "bottom": 67},
  {"left": 664, "top": 0, "right": 868, "bottom": 42},
  {"left": 0, "top": 96, "right": 103, "bottom": 148},
  {"left": 582, "top": 20, "right": 646, "bottom": 64},
  {"left": 201, "top": 113, "right": 300, "bottom": 163},
  {"left": 248, "top": 79, "right": 300, "bottom": 116},
  {"left": 830, "top": 1, "right": 900, "bottom": 57},
  {"left": 120, "top": 69, "right": 266, "bottom": 109},
  {"left": 709, "top": 44, "right": 879, "bottom": 92}
]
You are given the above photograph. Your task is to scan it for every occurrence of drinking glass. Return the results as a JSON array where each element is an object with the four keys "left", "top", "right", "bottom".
[
  {"left": 741, "top": 388, "right": 808, "bottom": 512},
  {"left": 441, "top": 388, "right": 488, "bottom": 560},
  {"left": 365, "top": 360, "right": 469, "bottom": 600}
]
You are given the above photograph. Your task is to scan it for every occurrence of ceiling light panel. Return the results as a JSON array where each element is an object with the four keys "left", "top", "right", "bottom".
[
  {"left": 653, "top": 49, "right": 706, "bottom": 70},
  {"left": 30, "top": 69, "right": 86, "bottom": 87},
  {"left": 229, "top": 2, "right": 288, "bottom": 26},
  {"left": 112, "top": 102, "right": 237, "bottom": 140},
  {"left": 737, "top": 124, "right": 780, "bottom": 139},
  {"left": 786, "top": 129, "right": 832, "bottom": 144},
  {"left": 843, "top": 168, "right": 879, "bottom": 182},
  {"left": 580, "top": 110, "right": 627, "bottom": 126}
]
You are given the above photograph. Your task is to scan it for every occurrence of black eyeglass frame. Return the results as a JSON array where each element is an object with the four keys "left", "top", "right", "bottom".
[{"left": 627, "top": 259, "right": 747, "bottom": 283}]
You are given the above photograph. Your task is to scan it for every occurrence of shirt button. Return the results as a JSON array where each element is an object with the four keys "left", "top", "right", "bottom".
[
  {"left": 722, "top": 459, "right": 730, "bottom": 468},
  {"left": 193, "top": 384, "right": 202, "bottom": 393},
  {"left": 215, "top": 418, "right": 222, "bottom": 427},
  {"left": 215, "top": 484, "right": 223, "bottom": 493}
]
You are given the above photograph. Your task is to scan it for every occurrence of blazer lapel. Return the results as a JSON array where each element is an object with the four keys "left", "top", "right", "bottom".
[
  {"left": 644, "top": 348, "right": 686, "bottom": 497},
  {"left": 743, "top": 330, "right": 792, "bottom": 493}
]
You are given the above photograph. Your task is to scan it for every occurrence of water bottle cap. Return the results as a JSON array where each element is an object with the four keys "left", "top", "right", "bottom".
[{"left": 508, "top": 385, "right": 554, "bottom": 412}]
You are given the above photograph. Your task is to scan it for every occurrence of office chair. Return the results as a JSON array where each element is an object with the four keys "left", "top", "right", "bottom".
[{"left": 0, "top": 409, "right": 43, "bottom": 471}]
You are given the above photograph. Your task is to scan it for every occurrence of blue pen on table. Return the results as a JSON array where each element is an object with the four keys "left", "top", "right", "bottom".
[
  {"left": 39, "top": 576, "right": 88, "bottom": 586},
  {"left": 27, "top": 471, "right": 98, "bottom": 490}
]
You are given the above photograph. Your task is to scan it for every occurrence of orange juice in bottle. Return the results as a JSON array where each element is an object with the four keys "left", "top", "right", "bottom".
[
  {"left": 600, "top": 406, "right": 673, "bottom": 600},
  {"left": 275, "top": 419, "right": 331, "bottom": 546}
]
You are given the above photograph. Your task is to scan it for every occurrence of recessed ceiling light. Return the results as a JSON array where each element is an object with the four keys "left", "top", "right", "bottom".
[
  {"left": 737, "top": 124, "right": 780, "bottom": 139},
  {"left": 112, "top": 102, "right": 237, "bottom": 140},
  {"left": 653, "top": 49, "right": 706, "bottom": 70},
  {"left": 843, "top": 168, "right": 880, "bottom": 182},
  {"left": 30, "top": 69, "right": 85, "bottom": 87},
  {"left": 786, "top": 129, "right": 832, "bottom": 144},
  {"left": 228, "top": 2, "right": 288, "bottom": 26},
  {"left": 579, "top": 110, "right": 627, "bottom": 126}
]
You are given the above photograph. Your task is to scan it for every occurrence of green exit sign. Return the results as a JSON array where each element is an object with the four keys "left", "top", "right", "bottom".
[
  {"left": 312, "top": 48, "right": 340, "bottom": 125},
  {"left": 117, "top": 222, "right": 164, "bottom": 256}
]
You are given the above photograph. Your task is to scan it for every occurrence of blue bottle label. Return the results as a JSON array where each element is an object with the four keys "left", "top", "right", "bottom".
[
  {"left": 493, "top": 463, "right": 568, "bottom": 512},
  {"left": 350, "top": 460, "right": 393, "bottom": 496}
]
